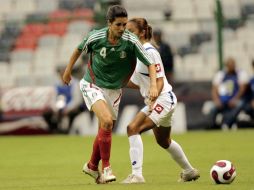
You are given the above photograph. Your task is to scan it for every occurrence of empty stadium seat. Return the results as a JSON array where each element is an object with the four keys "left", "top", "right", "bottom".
[
  {"left": 67, "top": 20, "right": 92, "bottom": 35},
  {"left": 21, "top": 23, "right": 46, "bottom": 38},
  {"left": 10, "top": 61, "right": 32, "bottom": 77},
  {"left": 221, "top": 0, "right": 241, "bottom": 19},
  {"left": 10, "top": 50, "right": 34, "bottom": 63},
  {"left": 46, "top": 21, "right": 68, "bottom": 36},
  {"left": 0, "top": 62, "right": 10, "bottom": 74},
  {"left": 72, "top": 8, "right": 94, "bottom": 21},
  {"left": 37, "top": 34, "right": 60, "bottom": 49},
  {"left": 33, "top": 48, "right": 56, "bottom": 76},
  {"left": 14, "top": 35, "right": 37, "bottom": 50},
  {"left": 13, "top": 0, "right": 36, "bottom": 14},
  {"left": 193, "top": 0, "right": 215, "bottom": 20},
  {"left": 0, "top": 1, "right": 12, "bottom": 14},
  {"left": 49, "top": 9, "right": 71, "bottom": 22},
  {"left": 36, "top": 0, "right": 59, "bottom": 13}
]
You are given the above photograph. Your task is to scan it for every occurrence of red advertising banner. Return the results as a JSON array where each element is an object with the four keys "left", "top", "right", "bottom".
[{"left": 1, "top": 87, "right": 56, "bottom": 119}]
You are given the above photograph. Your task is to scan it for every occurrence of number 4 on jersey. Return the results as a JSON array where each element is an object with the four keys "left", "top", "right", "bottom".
[{"left": 100, "top": 47, "right": 107, "bottom": 58}]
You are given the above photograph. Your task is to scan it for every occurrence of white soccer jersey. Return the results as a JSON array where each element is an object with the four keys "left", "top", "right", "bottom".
[{"left": 130, "top": 42, "right": 172, "bottom": 99}]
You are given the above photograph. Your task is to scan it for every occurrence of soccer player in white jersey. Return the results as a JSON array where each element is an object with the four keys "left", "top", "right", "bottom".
[
  {"left": 63, "top": 7, "right": 158, "bottom": 184},
  {"left": 121, "top": 18, "right": 200, "bottom": 183}
]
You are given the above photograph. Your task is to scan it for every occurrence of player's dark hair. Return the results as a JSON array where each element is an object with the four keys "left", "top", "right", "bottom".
[
  {"left": 129, "top": 18, "right": 158, "bottom": 47},
  {"left": 106, "top": 5, "right": 128, "bottom": 23}
]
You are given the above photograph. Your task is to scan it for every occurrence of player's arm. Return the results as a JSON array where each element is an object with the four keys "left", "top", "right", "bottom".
[
  {"left": 63, "top": 32, "right": 92, "bottom": 85},
  {"left": 63, "top": 49, "right": 81, "bottom": 85},
  {"left": 134, "top": 40, "right": 158, "bottom": 99},
  {"left": 156, "top": 77, "right": 164, "bottom": 95},
  {"left": 147, "top": 64, "right": 158, "bottom": 100}
]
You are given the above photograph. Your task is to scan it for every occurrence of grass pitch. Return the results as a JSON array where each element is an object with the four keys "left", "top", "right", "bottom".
[{"left": 0, "top": 129, "right": 253, "bottom": 190}]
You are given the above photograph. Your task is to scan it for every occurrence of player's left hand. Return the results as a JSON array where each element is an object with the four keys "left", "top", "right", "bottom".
[{"left": 149, "top": 85, "right": 158, "bottom": 101}]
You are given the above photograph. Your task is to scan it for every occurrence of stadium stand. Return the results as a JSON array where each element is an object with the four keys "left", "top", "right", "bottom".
[
  {"left": 0, "top": 0, "right": 254, "bottom": 86},
  {"left": 0, "top": 0, "right": 254, "bottom": 133}
]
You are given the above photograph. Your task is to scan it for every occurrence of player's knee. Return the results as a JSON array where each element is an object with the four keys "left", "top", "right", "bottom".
[
  {"left": 156, "top": 138, "right": 169, "bottom": 149},
  {"left": 101, "top": 116, "right": 113, "bottom": 130},
  {"left": 127, "top": 124, "right": 139, "bottom": 136}
]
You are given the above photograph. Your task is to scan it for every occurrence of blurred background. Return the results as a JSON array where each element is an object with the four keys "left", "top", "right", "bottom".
[{"left": 0, "top": 0, "right": 254, "bottom": 135}]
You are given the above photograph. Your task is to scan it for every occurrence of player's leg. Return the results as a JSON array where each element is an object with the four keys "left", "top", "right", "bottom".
[
  {"left": 122, "top": 112, "right": 155, "bottom": 184},
  {"left": 91, "top": 100, "right": 116, "bottom": 183},
  {"left": 83, "top": 101, "right": 114, "bottom": 183},
  {"left": 152, "top": 126, "right": 200, "bottom": 182},
  {"left": 84, "top": 127, "right": 100, "bottom": 174},
  {"left": 80, "top": 80, "right": 116, "bottom": 183}
]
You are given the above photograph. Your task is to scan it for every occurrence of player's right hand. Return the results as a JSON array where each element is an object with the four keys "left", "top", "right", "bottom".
[{"left": 62, "top": 68, "right": 72, "bottom": 85}]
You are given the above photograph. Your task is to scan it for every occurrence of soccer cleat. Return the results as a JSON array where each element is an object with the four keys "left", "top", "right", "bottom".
[
  {"left": 100, "top": 166, "right": 116, "bottom": 183},
  {"left": 82, "top": 163, "right": 101, "bottom": 183},
  {"left": 121, "top": 174, "right": 145, "bottom": 184},
  {"left": 178, "top": 168, "right": 200, "bottom": 182}
]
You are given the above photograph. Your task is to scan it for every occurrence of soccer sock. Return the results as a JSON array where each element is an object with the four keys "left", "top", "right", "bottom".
[
  {"left": 166, "top": 140, "right": 193, "bottom": 171},
  {"left": 129, "top": 134, "right": 143, "bottom": 177},
  {"left": 98, "top": 127, "right": 112, "bottom": 170},
  {"left": 88, "top": 135, "right": 100, "bottom": 171}
]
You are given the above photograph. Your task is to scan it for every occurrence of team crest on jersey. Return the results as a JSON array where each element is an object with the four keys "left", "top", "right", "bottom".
[
  {"left": 120, "top": 51, "right": 126, "bottom": 58},
  {"left": 155, "top": 64, "right": 161, "bottom": 72},
  {"left": 92, "top": 92, "right": 97, "bottom": 98},
  {"left": 154, "top": 104, "right": 164, "bottom": 114}
]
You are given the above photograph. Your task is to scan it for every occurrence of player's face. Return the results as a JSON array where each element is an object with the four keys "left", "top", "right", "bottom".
[
  {"left": 126, "top": 22, "right": 140, "bottom": 38},
  {"left": 109, "top": 17, "right": 128, "bottom": 38}
]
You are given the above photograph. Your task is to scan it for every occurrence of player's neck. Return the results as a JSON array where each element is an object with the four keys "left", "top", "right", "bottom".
[
  {"left": 108, "top": 32, "right": 119, "bottom": 45},
  {"left": 140, "top": 39, "right": 148, "bottom": 44}
]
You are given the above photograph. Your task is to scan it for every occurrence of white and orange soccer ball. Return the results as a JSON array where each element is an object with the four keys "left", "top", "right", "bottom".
[{"left": 210, "top": 160, "right": 236, "bottom": 184}]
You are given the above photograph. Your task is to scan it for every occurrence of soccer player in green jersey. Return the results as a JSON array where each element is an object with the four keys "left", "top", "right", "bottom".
[{"left": 62, "top": 5, "right": 158, "bottom": 184}]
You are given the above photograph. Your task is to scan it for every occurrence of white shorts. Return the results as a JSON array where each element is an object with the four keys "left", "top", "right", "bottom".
[
  {"left": 80, "top": 79, "right": 122, "bottom": 120},
  {"left": 141, "top": 91, "right": 177, "bottom": 127}
]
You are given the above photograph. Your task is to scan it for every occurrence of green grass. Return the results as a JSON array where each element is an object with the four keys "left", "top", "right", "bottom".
[{"left": 0, "top": 129, "right": 254, "bottom": 190}]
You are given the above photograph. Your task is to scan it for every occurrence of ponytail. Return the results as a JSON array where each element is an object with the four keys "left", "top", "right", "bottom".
[{"left": 129, "top": 18, "right": 158, "bottom": 48}]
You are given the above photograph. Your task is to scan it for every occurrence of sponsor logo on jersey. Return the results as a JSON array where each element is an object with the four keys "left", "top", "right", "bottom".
[
  {"left": 154, "top": 103, "right": 164, "bottom": 114},
  {"left": 110, "top": 47, "right": 115, "bottom": 51},
  {"left": 132, "top": 161, "right": 137, "bottom": 165},
  {"left": 155, "top": 64, "right": 161, "bottom": 72},
  {"left": 120, "top": 51, "right": 126, "bottom": 58}
]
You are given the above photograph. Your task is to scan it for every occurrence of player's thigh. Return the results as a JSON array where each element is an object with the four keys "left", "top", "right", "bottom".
[
  {"left": 129, "top": 111, "right": 146, "bottom": 128},
  {"left": 138, "top": 116, "right": 156, "bottom": 134},
  {"left": 153, "top": 126, "right": 171, "bottom": 142},
  {"left": 127, "top": 112, "right": 147, "bottom": 134},
  {"left": 127, "top": 112, "right": 155, "bottom": 135},
  {"left": 92, "top": 100, "right": 114, "bottom": 125}
]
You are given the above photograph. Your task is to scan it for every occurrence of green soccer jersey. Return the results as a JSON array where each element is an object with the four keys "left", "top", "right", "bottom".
[{"left": 77, "top": 27, "right": 153, "bottom": 89}]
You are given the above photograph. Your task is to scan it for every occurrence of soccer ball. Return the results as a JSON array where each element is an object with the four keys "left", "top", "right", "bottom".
[{"left": 210, "top": 160, "right": 236, "bottom": 184}]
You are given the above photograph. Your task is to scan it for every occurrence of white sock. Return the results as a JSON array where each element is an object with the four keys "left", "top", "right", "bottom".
[
  {"left": 129, "top": 134, "right": 143, "bottom": 177},
  {"left": 166, "top": 140, "right": 193, "bottom": 171}
]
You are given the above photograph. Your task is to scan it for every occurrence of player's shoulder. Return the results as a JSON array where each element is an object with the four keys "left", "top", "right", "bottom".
[
  {"left": 86, "top": 27, "right": 107, "bottom": 40},
  {"left": 122, "top": 30, "right": 139, "bottom": 43},
  {"left": 144, "top": 43, "right": 157, "bottom": 52},
  {"left": 144, "top": 42, "right": 160, "bottom": 56}
]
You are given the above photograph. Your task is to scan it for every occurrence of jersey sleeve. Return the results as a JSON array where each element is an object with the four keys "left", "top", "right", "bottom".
[
  {"left": 146, "top": 48, "right": 164, "bottom": 78},
  {"left": 130, "top": 71, "right": 139, "bottom": 86},
  {"left": 77, "top": 30, "right": 95, "bottom": 54},
  {"left": 134, "top": 39, "right": 154, "bottom": 66}
]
